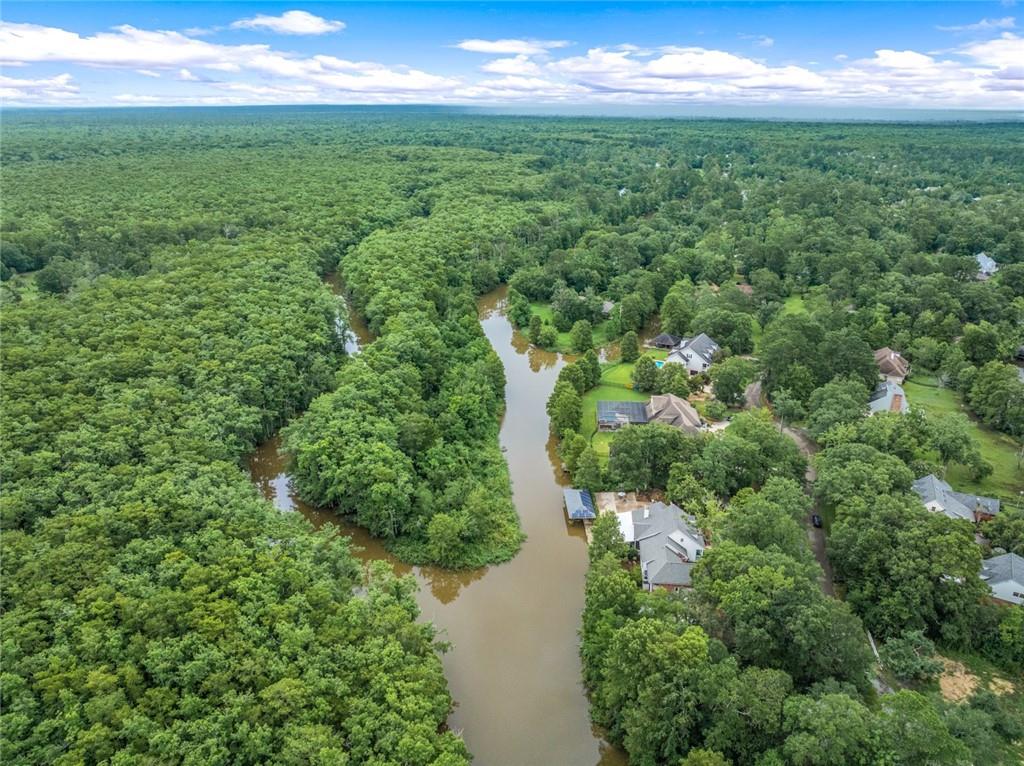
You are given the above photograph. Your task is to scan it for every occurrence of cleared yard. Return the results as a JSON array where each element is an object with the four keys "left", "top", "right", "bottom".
[
  {"left": 600, "top": 350, "right": 668, "bottom": 387},
  {"left": 903, "top": 376, "right": 1023, "bottom": 498}
]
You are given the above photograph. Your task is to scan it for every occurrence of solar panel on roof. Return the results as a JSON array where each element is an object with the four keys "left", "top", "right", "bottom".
[{"left": 563, "top": 488, "right": 597, "bottom": 520}]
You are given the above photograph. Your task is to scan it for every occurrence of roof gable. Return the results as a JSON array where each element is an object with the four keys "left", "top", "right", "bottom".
[
  {"left": 678, "top": 333, "right": 720, "bottom": 362},
  {"left": 646, "top": 394, "right": 702, "bottom": 432},
  {"left": 981, "top": 553, "right": 1024, "bottom": 586}
]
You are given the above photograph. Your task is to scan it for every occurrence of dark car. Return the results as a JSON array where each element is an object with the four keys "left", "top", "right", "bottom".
[{"left": 811, "top": 514, "right": 823, "bottom": 528}]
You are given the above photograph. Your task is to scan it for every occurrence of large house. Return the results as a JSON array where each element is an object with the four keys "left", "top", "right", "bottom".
[
  {"left": 912, "top": 474, "right": 1001, "bottom": 523},
  {"left": 617, "top": 502, "right": 707, "bottom": 591},
  {"left": 868, "top": 381, "right": 909, "bottom": 415},
  {"left": 597, "top": 401, "right": 649, "bottom": 431},
  {"left": 874, "top": 347, "right": 910, "bottom": 384},
  {"left": 646, "top": 394, "right": 704, "bottom": 435},
  {"left": 980, "top": 553, "right": 1024, "bottom": 605},
  {"left": 665, "top": 333, "right": 720, "bottom": 375}
]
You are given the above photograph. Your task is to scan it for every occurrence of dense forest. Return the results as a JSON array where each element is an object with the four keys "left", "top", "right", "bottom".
[{"left": 2, "top": 107, "right": 1023, "bottom": 764}]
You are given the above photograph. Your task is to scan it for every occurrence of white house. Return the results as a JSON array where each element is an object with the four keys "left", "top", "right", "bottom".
[
  {"left": 665, "top": 333, "right": 720, "bottom": 376},
  {"left": 868, "top": 381, "right": 909, "bottom": 415},
  {"left": 980, "top": 553, "right": 1024, "bottom": 605},
  {"left": 975, "top": 252, "right": 998, "bottom": 280}
]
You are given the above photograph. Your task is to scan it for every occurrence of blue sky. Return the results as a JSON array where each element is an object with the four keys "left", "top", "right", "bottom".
[{"left": 2, "top": 2, "right": 1021, "bottom": 107}]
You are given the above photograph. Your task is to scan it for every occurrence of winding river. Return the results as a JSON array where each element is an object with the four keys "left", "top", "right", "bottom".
[{"left": 249, "top": 284, "right": 626, "bottom": 765}]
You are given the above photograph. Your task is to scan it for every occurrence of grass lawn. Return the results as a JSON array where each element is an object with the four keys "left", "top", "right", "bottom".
[
  {"left": 530, "top": 302, "right": 615, "bottom": 354},
  {"left": 580, "top": 384, "right": 648, "bottom": 440},
  {"left": 903, "top": 375, "right": 1024, "bottom": 499},
  {"left": 600, "top": 350, "right": 667, "bottom": 387},
  {"left": 750, "top": 314, "right": 764, "bottom": 353}
]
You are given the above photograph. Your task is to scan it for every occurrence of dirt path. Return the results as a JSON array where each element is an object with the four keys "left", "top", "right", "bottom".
[{"left": 780, "top": 424, "right": 835, "bottom": 596}]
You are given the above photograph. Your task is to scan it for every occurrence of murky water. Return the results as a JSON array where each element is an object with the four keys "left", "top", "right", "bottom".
[
  {"left": 323, "top": 272, "right": 374, "bottom": 354},
  {"left": 248, "top": 285, "right": 626, "bottom": 766}
]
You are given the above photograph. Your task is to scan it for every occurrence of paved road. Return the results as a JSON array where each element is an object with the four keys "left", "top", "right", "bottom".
[{"left": 743, "top": 380, "right": 835, "bottom": 596}]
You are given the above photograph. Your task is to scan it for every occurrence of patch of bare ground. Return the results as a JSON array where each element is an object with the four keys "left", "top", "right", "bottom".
[
  {"left": 939, "top": 658, "right": 979, "bottom": 702},
  {"left": 988, "top": 676, "right": 1016, "bottom": 696}
]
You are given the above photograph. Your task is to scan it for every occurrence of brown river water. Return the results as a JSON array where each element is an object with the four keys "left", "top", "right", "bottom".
[{"left": 248, "top": 283, "right": 627, "bottom": 766}]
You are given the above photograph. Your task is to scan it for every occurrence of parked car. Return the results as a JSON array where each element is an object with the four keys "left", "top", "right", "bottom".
[{"left": 811, "top": 514, "right": 823, "bottom": 528}]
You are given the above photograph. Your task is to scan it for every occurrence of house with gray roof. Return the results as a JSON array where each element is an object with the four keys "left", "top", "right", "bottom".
[
  {"left": 617, "top": 502, "right": 706, "bottom": 590},
  {"left": 665, "top": 333, "right": 720, "bottom": 375},
  {"left": 980, "top": 553, "right": 1024, "bottom": 605},
  {"left": 975, "top": 252, "right": 998, "bottom": 280},
  {"left": 650, "top": 332, "right": 682, "bottom": 350},
  {"left": 868, "top": 381, "right": 909, "bottom": 415},
  {"left": 597, "top": 400, "right": 649, "bottom": 431},
  {"left": 646, "top": 394, "right": 704, "bottom": 435},
  {"left": 912, "top": 474, "right": 1000, "bottom": 523}
]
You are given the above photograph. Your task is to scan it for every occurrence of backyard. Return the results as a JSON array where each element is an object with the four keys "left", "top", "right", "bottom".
[{"left": 903, "top": 375, "right": 1024, "bottom": 501}]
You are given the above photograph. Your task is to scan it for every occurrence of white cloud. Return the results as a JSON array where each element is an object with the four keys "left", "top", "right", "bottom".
[
  {"left": 0, "top": 21, "right": 458, "bottom": 96},
  {"left": 455, "top": 38, "right": 570, "bottom": 55},
  {"left": 739, "top": 33, "right": 774, "bottom": 48},
  {"left": 938, "top": 16, "right": 1015, "bottom": 32},
  {"left": 646, "top": 48, "right": 771, "bottom": 78},
  {"left": 480, "top": 55, "right": 541, "bottom": 75},
  {"left": 0, "top": 22, "right": 265, "bottom": 70},
  {"left": 114, "top": 93, "right": 163, "bottom": 103},
  {"left": 0, "top": 72, "right": 78, "bottom": 102},
  {"left": 2, "top": 18, "right": 1022, "bottom": 108},
  {"left": 230, "top": 11, "right": 345, "bottom": 36},
  {"left": 956, "top": 31, "right": 1024, "bottom": 68}
]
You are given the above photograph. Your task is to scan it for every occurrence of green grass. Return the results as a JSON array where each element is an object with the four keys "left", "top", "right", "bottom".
[
  {"left": 903, "top": 375, "right": 1024, "bottom": 499},
  {"left": 599, "top": 350, "right": 667, "bottom": 388},
  {"left": 580, "top": 384, "right": 648, "bottom": 441},
  {"left": 781, "top": 295, "right": 808, "bottom": 316},
  {"left": 750, "top": 314, "right": 764, "bottom": 353},
  {"left": 601, "top": 362, "right": 636, "bottom": 388},
  {"left": 529, "top": 302, "right": 615, "bottom": 354}
]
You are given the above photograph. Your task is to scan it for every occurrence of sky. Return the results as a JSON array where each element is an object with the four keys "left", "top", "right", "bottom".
[{"left": 1, "top": 2, "right": 1022, "bottom": 109}]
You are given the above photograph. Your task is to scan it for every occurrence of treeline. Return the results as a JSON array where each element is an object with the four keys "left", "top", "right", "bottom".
[{"left": 1, "top": 120, "right": 478, "bottom": 763}]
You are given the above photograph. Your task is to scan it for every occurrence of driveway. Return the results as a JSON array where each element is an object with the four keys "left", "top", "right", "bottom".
[
  {"left": 781, "top": 425, "right": 835, "bottom": 597},
  {"left": 743, "top": 383, "right": 835, "bottom": 596},
  {"left": 744, "top": 380, "right": 763, "bottom": 410}
]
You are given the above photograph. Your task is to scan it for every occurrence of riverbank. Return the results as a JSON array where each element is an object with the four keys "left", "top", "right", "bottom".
[{"left": 248, "top": 285, "right": 626, "bottom": 766}]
